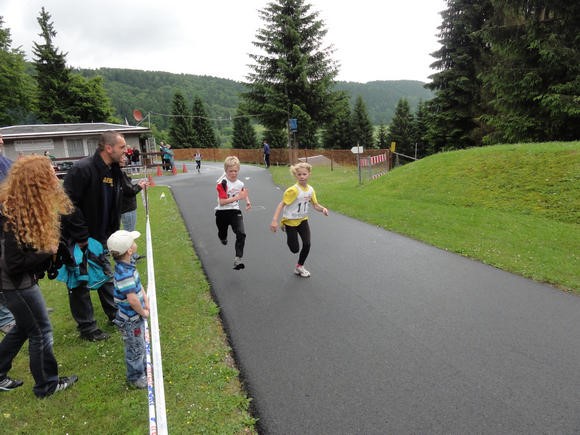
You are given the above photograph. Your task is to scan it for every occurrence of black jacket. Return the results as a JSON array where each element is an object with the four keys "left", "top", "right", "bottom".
[
  {"left": 62, "top": 150, "right": 123, "bottom": 245},
  {"left": 0, "top": 215, "right": 52, "bottom": 290},
  {"left": 120, "top": 171, "right": 143, "bottom": 214}
]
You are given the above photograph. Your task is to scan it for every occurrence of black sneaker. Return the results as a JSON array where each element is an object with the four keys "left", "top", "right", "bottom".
[
  {"left": 42, "top": 375, "right": 78, "bottom": 398},
  {"left": 80, "top": 329, "right": 110, "bottom": 341},
  {"left": 0, "top": 376, "right": 23, "bottom": 391},
  {"left": 233, "top": 257, "right": 245, "bottom": 270}
]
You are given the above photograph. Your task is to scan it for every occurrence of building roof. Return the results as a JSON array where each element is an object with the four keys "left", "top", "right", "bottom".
[{"left": 0, "top": 123, "right": 150, "bottom": 139}]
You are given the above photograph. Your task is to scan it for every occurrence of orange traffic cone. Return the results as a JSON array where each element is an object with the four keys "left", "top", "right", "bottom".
[
  {"left": 182, "top": 163, "right": 188, "bottom": 173},
  {"left": 156, "top": 165, "right": 162, "bottom": 176},
  {"left": 147, "top": 174, "right": 156, "bottom": 187},
  {"left": 172, "top": 165, "right": 177, "bottom": 175}
]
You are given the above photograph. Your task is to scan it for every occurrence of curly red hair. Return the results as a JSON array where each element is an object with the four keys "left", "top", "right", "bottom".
[{"left": 0, "top": 155, "right": 73, "bottom": 252}]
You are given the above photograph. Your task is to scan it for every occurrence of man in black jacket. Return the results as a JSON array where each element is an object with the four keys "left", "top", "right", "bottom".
[{"left": 62, "top": 131, "right": 127, "bottom": 341}]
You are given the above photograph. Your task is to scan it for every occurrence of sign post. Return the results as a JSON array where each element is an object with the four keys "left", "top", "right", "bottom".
[{"left": 351, "top": 145, "right": 363, "bottom": 185}]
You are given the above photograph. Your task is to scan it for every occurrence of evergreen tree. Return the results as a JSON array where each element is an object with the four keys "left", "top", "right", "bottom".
[
  {"left": 32, "top": 8, "right": 115, "bottom": 124},
  {"left": 412, "top": 101, "right": 430, "bottom": 158},
  {"left": 351, "top": 96, "right": 374, "bottom": 149},
  {"left": 244, "top": 0, "right": 341, "bottom": 149},
  {"left": 191, "top": 96, "right": 218, "bottom": 148},
  {"left": 481, "top": 1, "right": 580, "bottom": 143},
  {"left": 32, "top": 7, "right": 73, "bottom": 123},
  {"left": 426, "top": 0, "right": 493, "bottom": 150},
  {"left": 387, "top": 99, "right": 414, "bottom": 157},
  {"left": 0, "top": 17, "right": 35, "bottom": 126},
  {"left": 263, "top": 128, "right": 288, "bottom": 148},
  {"left": 67, "top": 74, "right": 116, "bottom": 123},
  {"left": 376, "top": 124, "right": 388, "bottom": 149},
  {"left": 232, "top": 106, "right": 258, "bottom": 149},
  {"left": 322, "top": 93, "right": 352, "bottom": 149},
  {"left": 169, "top": 91, "right": 194, "bottom": 148}
]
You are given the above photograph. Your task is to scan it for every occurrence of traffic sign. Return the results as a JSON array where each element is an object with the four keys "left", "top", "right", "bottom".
[{"left": 351, "top": 146, "right": 363, "bottom": 154}]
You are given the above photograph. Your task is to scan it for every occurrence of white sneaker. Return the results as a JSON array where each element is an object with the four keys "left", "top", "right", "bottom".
[{"left": 294, "top": 265, "right": 311, "bottom": 277}]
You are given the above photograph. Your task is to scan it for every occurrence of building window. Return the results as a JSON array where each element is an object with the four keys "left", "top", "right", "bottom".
[
  {"left": 66, "top": 139, "right": 85, "bottom": 157},
  {"left": 14, "top": 139, "right": 54, "bottom": 153}
]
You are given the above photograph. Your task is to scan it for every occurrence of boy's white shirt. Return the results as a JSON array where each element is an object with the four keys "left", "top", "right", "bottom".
[{"left": 215, "top": 175, "right": 245, "bottom": 210}]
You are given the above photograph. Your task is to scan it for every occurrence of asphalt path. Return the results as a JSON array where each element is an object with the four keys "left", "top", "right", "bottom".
[{"left": 156, "top": 162, "right": 580, "bottom": 434}]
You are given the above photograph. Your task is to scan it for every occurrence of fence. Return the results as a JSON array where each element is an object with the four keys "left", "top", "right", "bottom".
[{"left": 172, "top": 147, "right": 394, "bottom": 168}]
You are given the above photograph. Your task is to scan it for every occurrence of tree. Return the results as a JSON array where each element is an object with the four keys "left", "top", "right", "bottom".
[
  {"left": 232, "top": 105, "right": 258, "bottom": 149},
  {"left": 387, "top": 99, "right": 414, "bottom": 157},
  {"left": 412, "top": 101, "right": 430, "bottom": 158},
  {"left": 376, "top": 124, "right": 388, "bottom": 149},
  {"left": 32, "top": 8, "right": 115, "bottom": 124},
  {"left": 426, "top": 0, "right": 493, "bottom": 150},
  {"left": 67, "top": 74, "right": 116, "bottom": 123},
  {"left": 481, "top": 1, "right": 580, "bottom": 143},
  {"left": 32, "top": 7, "right": 73, "bottom": 123},
  {"left": 243, "top": 0, "right": 341, "bottom": 149},
  {"left": 191, "top": 96, "right": 218, "bottom": 148},
  {"left": 322, "top": 93, "right": 352, "bottom": 149},
  {"left": 351, "top": 96, "right": 374, "bottom": 149},
  {"left": 169, "top": 91, "right": 194, "bottom": 148},
  {"left": 0, "top": 17, "right": 35, "bottom": 126}
]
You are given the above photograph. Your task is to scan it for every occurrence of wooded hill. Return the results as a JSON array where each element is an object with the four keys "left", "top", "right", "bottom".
[{"left": 78, "top": 68, "right": 433, "bottom": 131}]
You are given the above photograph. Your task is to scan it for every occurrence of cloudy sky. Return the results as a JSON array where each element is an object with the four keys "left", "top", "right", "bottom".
[{"left": 2, "top": 0, "right": 446, "bottom": 83}]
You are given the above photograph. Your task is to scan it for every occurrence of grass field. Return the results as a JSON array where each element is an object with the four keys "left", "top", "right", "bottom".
[{"left": 1, "top": 141, "right": 577, "bottom": 433}]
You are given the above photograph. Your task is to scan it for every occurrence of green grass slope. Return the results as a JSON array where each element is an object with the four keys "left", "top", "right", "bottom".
[{"left": 273, "top": 141, "right": 579, "bottom": 291}]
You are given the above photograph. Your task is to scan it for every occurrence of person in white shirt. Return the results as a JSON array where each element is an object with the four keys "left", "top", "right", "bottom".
[{"left": 215, "top": 156, "right": 252, "bottom": 270}]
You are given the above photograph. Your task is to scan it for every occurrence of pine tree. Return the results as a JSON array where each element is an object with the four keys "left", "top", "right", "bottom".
[
  {"left": 351, "top": 96, "right": 374, "bottom": 149},
  {"left": 244, "top": 0, "right": 340, "bottom": 149},
  {"left": 0, "top": 17, "right": 35, "bottom": 125},
  {"left": 32, "top": 7, "right": 73, "bottom": 123},
  {"left": 232, "top": 106, "right": 258, "bottom": 149},
  {"left": 481, "top": 1, "right": 580, "bottom": 142},
  {"left": 376, "top": 124, "right": 388, "bottom": 149},
  {"left": 169, "top": 92, "right": 194, "bottom": 148},
  {"left": 32, "top": 8, "right": 115, "bottom": 124},
  {"left": 387, "top": 99, "right": 414, "bottom": 157},
  {"left": 191, "top": 96, "right": 218, "bottom": 148},
  {"left": 426, "top": 0, "right": 493, "bottom": 150},
  {"left": 412, "top": 101, "right": 430, "bottom": 158},
  {"left": 322, "top": 93, "right": 352, "bottom": 149}
]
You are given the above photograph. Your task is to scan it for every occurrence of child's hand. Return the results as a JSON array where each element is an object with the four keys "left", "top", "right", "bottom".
[
  {"left": 238, "top": 188, "right": 248, "bottom": 200},
  {"left": 142, "top": 309, "right": 150, "bottom": 319},
  {"left": 322, "top": 207, "right": 329, "bottom": 216},
  {"left": 270, "top": 221, "right": 278, "bottom": 232}
]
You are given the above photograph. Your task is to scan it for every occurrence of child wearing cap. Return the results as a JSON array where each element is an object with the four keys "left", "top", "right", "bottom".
[{"left": 107, "top": 230, "right": 150, "bottom": 390}]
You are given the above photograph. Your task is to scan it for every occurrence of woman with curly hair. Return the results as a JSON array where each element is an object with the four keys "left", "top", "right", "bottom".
[{"left": 0, "top": 155, "right": 79, "bottom": 398}]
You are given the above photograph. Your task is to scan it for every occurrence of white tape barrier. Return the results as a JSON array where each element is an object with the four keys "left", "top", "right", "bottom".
[{"left": 142, "top": 188, "right": 168, "bottom": 434}]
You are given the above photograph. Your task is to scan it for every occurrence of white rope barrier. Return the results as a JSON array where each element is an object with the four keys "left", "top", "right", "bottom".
[{"left": 142, "top": 187, "right": 168, "bottom": 434}]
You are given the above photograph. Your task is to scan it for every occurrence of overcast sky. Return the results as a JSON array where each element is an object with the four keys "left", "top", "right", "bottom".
[{"left": 2, "top": 0, "right": 445, "bottom": 84}]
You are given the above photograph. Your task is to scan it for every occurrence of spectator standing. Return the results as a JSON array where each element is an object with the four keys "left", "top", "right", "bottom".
[
  {"left": 120, "top": 156, "right": 148, "bottom": 260},
  {"left": 0, "top": 155, "right": 78, "bottom": 397},
  {"left": 61, "top": 131, "right": 126, "bottom": 341},
  {"left": 0, "top": 134, "right": 15, "bottom": 334},
  {"left": 107, "top": 230, "right": 149, "bottom": 389},
  {"left": 263, "top": 140, "right": 271, "bottom": 168}
]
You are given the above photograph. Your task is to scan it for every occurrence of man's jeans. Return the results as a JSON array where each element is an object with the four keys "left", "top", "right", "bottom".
[
  {"left": 121, "top": 209, "right": 137, "bottom": 232},
  {"left": 113, "top": 315, "right": 146, "bottom": 382},
  {"left": 0, "top": 285, "right": 59, "bottom": 397}
]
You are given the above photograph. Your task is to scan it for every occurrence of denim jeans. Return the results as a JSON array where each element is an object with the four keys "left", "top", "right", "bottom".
[
  {"left": 0, "top": 303, "right": 14, "bottom": 328},
  {"left": 113, "top": 315, "right": 146, "bottom": 382},
  {"left": 0, "top": 285, "right": 59, "bottom": 397},
  {"left": 121, "top": 209, "right": 137, "bottom": 232}
]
